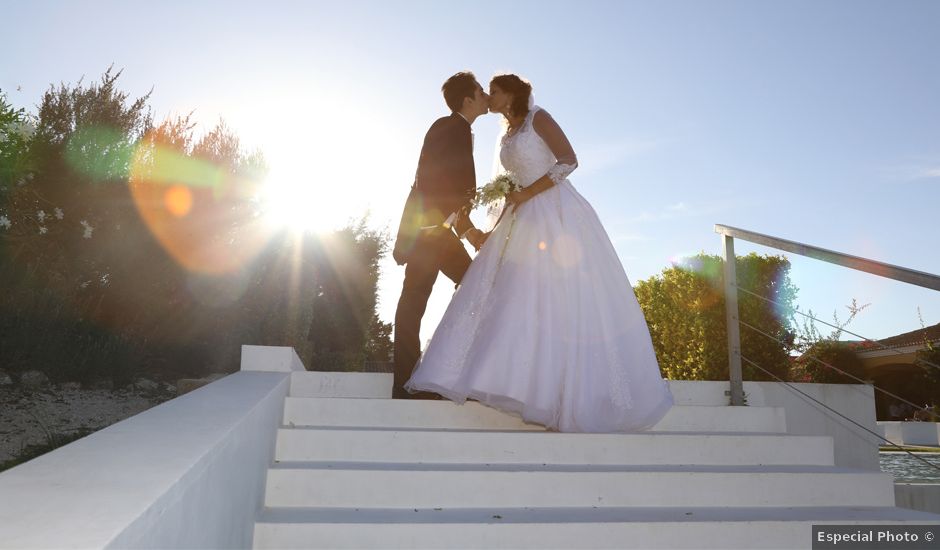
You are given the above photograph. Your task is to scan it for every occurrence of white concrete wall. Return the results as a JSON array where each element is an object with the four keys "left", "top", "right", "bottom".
[
  {"left": 896, "top": 484, "right": 940, "bottom": 515},
  {"left": 877, "top": 421, "right": 940, "bottom": 447},
  {"left": 0, "top": 345, "right": 302, "bottom": 549},
  {"left": 0, "top": 351, "right": 889, "bottom": 548},
  {"left": 668, "top": 380, "right": 880, "bottom": 470}
]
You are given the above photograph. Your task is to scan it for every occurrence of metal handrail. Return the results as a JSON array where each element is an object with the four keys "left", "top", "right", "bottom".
[
  {"left": 714, "top": 224, "right": 940, "bottom": 406},
  {"left": 740, "top": 354, "right": 940, "bottom": 475},
  {"left": 715, "top": 224, "right": 940, "bottom": 291}
]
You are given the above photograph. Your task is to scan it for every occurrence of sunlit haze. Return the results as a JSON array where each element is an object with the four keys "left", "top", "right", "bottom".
[{"left": 3, "top": 0, "right": 938, "bottom": 346}]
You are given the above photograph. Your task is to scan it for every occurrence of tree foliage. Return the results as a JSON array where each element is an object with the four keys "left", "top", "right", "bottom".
[
  {"left": 306, "top": 221, "right": 391, "bottom": 370},
  {"left": 788, "top": 299, "right": 873, "bottom": 384},
  {"left": 790, "top": 340, "right": 868, "bottom": 384},
  {"left": 634, "top": 252, "right": 797, "bottom": 381},
  {"left": 0, "top": 68, "right": 391, "bottom": 383},
  {"left": 0, "top": 89, "right": 35, "bottom": 189},
  {"left": 914, "top": 333, "right": 940, "bottom": 405}
]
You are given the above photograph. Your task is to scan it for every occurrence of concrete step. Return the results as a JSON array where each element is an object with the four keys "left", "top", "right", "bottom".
[
  {"left": 254, "top": 506, "right": 940, "bottom": 549},
  {"left": 288, "top": 372, "right": 392, "bottom": 398},
  {"left": 263, "top": 464, "right": 895, "bottom": 508},
  {"left": 274, "top": 428, "right": 834, "bottom": 466},
  {"left": 282, "top": 398, "right": 787, "bottom": 433}
]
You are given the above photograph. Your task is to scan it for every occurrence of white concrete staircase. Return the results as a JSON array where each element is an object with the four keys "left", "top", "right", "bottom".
[{"left": 253, "top": 372, "right": 940, "bottom": 549}]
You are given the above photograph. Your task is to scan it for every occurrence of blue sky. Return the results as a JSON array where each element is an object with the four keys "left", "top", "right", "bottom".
[{"left": 3, "top": 0, "right": 938, "bottom": 346}]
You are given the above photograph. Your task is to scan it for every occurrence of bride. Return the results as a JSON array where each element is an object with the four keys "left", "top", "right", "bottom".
[{"left": 406, "top": 73, "right": 674, "bottom": 433}]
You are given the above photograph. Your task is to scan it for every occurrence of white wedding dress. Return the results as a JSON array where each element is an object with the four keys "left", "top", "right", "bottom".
[{"left": 406, "top": 106, "right": 673, "bottom": 432}]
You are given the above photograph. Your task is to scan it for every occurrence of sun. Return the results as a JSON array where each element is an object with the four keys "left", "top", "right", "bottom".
[
  {"left": 258, "top": 138, "right": 407, "bottom": 236},
  {"left": 247, "top": 91, "right": 414, "bottom": 237},
  {"left": 259, "top": 157, "right": 351, "bottom": 235},
  {"left": 257, "top": 115, "right": 395, "bottom": 235}
]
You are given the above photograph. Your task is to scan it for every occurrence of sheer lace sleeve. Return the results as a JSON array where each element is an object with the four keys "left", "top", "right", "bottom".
[{"left": 532, "top": 109, "right": 578, "bottom": 183}]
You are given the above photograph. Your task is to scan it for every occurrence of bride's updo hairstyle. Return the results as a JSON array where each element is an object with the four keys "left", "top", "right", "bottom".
[{"left": 490, "top": 73, "right": 532, "bottom": 118}]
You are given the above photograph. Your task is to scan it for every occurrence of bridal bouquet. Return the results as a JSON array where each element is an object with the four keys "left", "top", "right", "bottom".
[{"left": 474, "top": 171, "right": 520, "bottom": 208}]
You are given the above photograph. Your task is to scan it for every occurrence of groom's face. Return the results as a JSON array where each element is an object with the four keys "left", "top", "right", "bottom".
[{"left": 466, "top": 83, "right": 490, "bottom": 118}]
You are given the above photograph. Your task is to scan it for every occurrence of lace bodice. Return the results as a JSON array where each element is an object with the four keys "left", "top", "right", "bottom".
[{"left": 499, "top": 106, "right": 575, "bottom": 188}]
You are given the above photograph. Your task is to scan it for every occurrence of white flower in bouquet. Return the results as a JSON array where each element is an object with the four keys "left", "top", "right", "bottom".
[
  {"left": 0, "top": 215, "right": 11, "bottom": 230},
  {"left": 474, "top": 171, "right": 521, "bottom": 208}
]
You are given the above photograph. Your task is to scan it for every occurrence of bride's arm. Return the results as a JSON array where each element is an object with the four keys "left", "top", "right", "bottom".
[{"left": 508, "top": 109, "right": 578, "bottom": 208}]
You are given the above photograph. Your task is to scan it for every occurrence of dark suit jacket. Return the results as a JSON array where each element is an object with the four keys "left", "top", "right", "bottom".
[{"left": 392, "top": 113, "right": 478, "bottom": 265}]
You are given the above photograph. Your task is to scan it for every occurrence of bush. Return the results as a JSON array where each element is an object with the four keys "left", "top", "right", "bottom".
[
  {"left": 634, "top": 252, "right": 797, "bottom": 381},
  {"left": 1, "top": 69, "right": 392, "bottom": 384},
  {"left": 790, "top": 340, "right": 868, "bottom": 384},
  {"left": 0, "top": 286, "right": 144, "bottom": 386},
  {"left": 915, "top": 341, "right": 940, "bottom": 405}
]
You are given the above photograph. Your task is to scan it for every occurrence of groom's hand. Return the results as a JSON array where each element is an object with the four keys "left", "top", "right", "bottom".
[
  {"left": 471, "top": 230, "right": 490, "bottom": 250},
  {"left": 465, "top": 228, "right": 485, "bottom": 251}
]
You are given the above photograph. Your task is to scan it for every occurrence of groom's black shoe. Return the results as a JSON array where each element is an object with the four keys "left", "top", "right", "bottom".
[
  {"left": 412, "top": 391, "right": 443, "bottom": 400},
  {"left": 392, "top": 385, "right": 441, "bottom": 400}
]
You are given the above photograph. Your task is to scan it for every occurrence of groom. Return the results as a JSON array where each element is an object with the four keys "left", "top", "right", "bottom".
[{"left": 391, "top": 71, "right": 490, "bottom": 399}]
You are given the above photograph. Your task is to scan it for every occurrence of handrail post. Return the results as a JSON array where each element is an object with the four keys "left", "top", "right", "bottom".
[{"left": 722, "top": 234, "right": 745, "bottom": 406}]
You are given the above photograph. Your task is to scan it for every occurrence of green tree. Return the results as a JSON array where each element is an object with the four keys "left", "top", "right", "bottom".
[
  {"left": 1, "top": 78, "right": 155, "bottom": 385},
  {"left": 634, "top": 252, "right": 797, "bottom": 381},
  {"left": 915, "top": 331, "right": 940, "bottom": 406},
  {"left": 1, "top": 67, "right": 393, "bottom": 385},
  {"left": 305, "top": 221, "right": 390, "bottom": 371},
  {"left": 788, "top": 298, "right": 873, "bottom": 384},
  {"left": 119, "top": 111, "right": 275, "bottom": 375},
  {"left": 0, "top": 68, "right": 272, "bottom": 382},
  {"left": 0, "top": 89, "right": 35, "bottom": 191},
  {"left": 0, "top": 88, "right": 36, "bottom": 266},
  {"left": 365, "top": 313, "right": 394, "bottom": 363},
  {"left": 6, "top": 67, "right": 154, "bottom": 305},
  {"left": 790, "top": 340, "right": 868, "bottom": 384}
]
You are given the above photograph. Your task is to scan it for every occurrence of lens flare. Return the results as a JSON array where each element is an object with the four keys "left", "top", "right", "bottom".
[
  {"left": 164, "top": 185, "right": 193, "bottom": 217},
  {"left": 671, "top": 252, "right": 723, "bottom": 284},
  {"left": 128, "top": 133, "right": 272, "bottom": 275}
]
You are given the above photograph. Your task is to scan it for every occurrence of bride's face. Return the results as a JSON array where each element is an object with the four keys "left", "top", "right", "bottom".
[{"left": 488, "top": 84, "right": 512, "bottom": 115}]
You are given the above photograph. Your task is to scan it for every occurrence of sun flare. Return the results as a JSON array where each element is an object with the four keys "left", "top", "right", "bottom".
[
  {"left": 258, "top": 142, "right": 406, "bottom": 236},
  {"left": 260, "top": 158, "right": 351, "bottom": 235},
  {"left": 249, "top": 93, "right": 415, "bottom": 237}
]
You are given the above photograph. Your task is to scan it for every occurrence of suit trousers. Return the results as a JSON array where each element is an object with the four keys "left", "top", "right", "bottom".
[{"left": 393, "top": 229, "right": 471, "bottom": 399}]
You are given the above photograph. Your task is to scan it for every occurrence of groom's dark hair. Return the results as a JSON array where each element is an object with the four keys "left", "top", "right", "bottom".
[{"left": 442, "top": 71, "right": 479, "bottom": 113}]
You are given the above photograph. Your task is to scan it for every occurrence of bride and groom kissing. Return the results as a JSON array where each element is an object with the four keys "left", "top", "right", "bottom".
[{"left": 392, "top": 71, "right": 674, "bottom": 433}]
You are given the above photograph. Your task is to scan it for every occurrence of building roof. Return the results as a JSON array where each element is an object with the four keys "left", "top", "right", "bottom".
[
  {"left": 841, "top": 322, "right": 940, "bottom": 354},
  {"left": 870, "top": 322, "right": 940, "bottom": 349}
]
